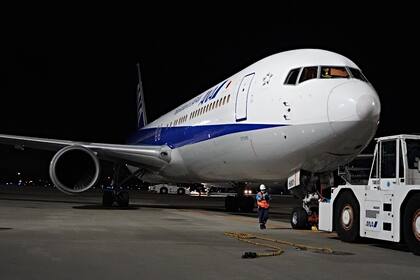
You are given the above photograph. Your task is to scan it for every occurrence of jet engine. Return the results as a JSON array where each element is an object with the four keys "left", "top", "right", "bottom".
[{"left": 49, "top": 146, "right": 100, "bottom": 194}]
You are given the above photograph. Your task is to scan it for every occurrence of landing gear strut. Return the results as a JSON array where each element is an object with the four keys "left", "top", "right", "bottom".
[
  {"left": 102, "top": 163, "right": 144, "bottom": 207},
  {"left": 289, "top": 171, "right": 333, "bottom": 229}
]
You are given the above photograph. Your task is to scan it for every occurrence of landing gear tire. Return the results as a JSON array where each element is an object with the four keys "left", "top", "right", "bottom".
[
  {"left": 403, "top": 194, "right": 420, "bottom": 255},
  {"left": 291, "top": 207, "right": 309, "bottom": 229},
  {"left": 239, "top": 196, "right": 255, "bottom": 213},
  {"left": 177, "top": 188, "right": 185, "bottom": 195},
  {"left": 103, "top": 191, "right": 114, "bottom": 207},
  {"left": 335, "top": 192, "right": 359, "bottom": 242},
  {"left": 225, "top": 196, "right": 239, "bottom": 212},
  {"left": 160, "top": 187, "right": 168, "bottom": 194},
  {"left": 116, "top": 190, "right": 129, "bottom": 207}
]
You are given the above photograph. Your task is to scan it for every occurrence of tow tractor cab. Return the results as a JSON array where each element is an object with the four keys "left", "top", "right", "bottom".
[{"left": 319, "top": 135, "right": 420, "bottom": 255}]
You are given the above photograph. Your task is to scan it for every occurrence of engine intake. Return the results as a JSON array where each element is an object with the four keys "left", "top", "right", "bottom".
[{"left": 49, "top": 146, "right": 100, "bottom": 194}]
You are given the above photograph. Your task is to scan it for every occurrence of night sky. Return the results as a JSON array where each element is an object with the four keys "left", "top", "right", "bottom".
[{"left": 0, "top": 8, "right": 418, "bottom": 177}]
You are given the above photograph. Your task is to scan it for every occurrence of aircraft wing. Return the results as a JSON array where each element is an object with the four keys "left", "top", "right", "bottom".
[{"left": 0, "top": 133, "right": 171, "bottom": 170}]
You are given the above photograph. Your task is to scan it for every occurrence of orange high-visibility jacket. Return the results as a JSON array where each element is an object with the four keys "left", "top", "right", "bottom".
[{"left": 256, "top": 192, "right": 270, "bottom": 208}]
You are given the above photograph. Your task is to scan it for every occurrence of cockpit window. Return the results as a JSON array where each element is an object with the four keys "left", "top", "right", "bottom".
[
  {"left": 284, "top": 68, "right": 300, "bottom": 85},
  {"left": 284, "top": 65, "right": 367, "bottom": 87},
  {"left": 348, "top": 67, "right": 368, "bottom": 82},
  {"left": 299, "top": 66, "right": 318, "bottom": 83},
  {"left": 320, "top": 66, "right": 349, "bottom": 79}
]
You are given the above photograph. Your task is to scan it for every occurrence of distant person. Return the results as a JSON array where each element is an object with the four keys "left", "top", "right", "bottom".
[{"left": 256, "top": 184, "right": 271, "bottom": 229}]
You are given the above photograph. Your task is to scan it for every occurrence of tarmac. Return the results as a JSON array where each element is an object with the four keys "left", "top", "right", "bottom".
[{"left": 0, "top": 186, "right": 419, "bottom": 280}]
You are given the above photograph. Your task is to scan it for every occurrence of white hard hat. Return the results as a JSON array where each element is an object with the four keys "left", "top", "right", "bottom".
[{"left": 260, "top": 184, "right": 266, "bottom": 190}]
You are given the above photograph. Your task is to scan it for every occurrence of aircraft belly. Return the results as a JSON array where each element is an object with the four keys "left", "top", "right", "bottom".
[
  {"left": 175, "top": 127, "right": 291, "bottom": 181},
  {"left": 158, "top": 121, "right": 369, "bottom": 183}
]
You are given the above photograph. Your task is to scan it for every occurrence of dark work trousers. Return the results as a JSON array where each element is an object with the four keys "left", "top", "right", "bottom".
[{"left": 258, "top": 207, "right": 269, "bottom": 224}]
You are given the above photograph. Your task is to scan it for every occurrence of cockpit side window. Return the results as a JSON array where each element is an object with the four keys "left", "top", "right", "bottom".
[
  {"left": 299, "top": 66, "right": 318, "bottom": 83},
  {"left": 320, "top": 66, "right": 349, "bottom": 79},
  {"left": 284, "top": 68, "right": 300, "bottom": 85},
  {"left": 348, "top": 67, "right": 368, "bottom": 82}
]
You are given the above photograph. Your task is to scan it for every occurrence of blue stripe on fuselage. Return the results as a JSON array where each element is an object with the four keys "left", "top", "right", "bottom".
[{"left": 128, "top": 123, "right": 286, "bottom": 149}]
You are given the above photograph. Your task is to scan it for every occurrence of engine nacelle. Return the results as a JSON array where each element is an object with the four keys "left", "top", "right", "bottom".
[{"left": 49, "top": 146, "right": 100, "bottom": 194}]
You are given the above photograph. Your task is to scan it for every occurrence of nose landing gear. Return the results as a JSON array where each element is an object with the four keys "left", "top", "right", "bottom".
[{"left": 288, "top": 170, "right": 333, "bottom": 230}]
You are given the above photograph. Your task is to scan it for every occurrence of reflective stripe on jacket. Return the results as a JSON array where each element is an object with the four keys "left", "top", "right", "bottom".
[{"left": 256, "top": 191, "right": 270, "bottom": 208}]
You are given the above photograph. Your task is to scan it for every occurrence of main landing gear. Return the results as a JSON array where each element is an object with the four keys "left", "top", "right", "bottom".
[
  {"left": 224, "top": 183, "right": 255, "bottom": 213},
  {"left": 102, "top": 163, "right": 144, "bottom": 208}
]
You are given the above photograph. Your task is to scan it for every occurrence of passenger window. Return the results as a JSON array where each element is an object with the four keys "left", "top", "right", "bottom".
[
  {"left": 223, "top": 96, "right": 226, "bottom": 105},
  {"left": 299, "top": 67, "right": 318, "bottom": 83},
  {"left": 227, "top": 95, "right": 230, "bottom": 103},
  {"left": 348, "top": 67, "right": 368, "bottom": 82},
  {"left": 284, "top": 68, "right": 300, "bottom": 85},
  {"left": 320, "top": 66, "right": 349, "bottom": 79}
]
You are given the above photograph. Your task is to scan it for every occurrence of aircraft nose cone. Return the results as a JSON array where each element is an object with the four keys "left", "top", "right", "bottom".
[
  {"left": 328, "top": 81, "right": 380, "bottom": 123},
  {"left": 356, "top": 93, "right": 380, "bottom": 120},
  {"left": 326, "top": 81, "right": 381, "bottom": 156}
]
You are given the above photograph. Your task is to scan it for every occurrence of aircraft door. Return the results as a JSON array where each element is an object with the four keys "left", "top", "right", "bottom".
[{"left": 235, "top": 73, "right": 255, "bottom": 122}]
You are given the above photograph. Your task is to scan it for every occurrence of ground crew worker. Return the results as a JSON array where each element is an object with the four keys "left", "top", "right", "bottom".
[{"left": 256, "top": 184, "right": 270, "bottom": 229}]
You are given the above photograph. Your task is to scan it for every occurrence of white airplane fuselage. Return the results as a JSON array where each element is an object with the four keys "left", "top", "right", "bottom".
[{"left": 129, "top": 49, "right": 381, "bottom": 184}]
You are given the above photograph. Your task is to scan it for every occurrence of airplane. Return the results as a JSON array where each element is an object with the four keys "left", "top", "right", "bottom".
[{"left": 0, "top": 49, "right": 380, "bottom": 225}]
